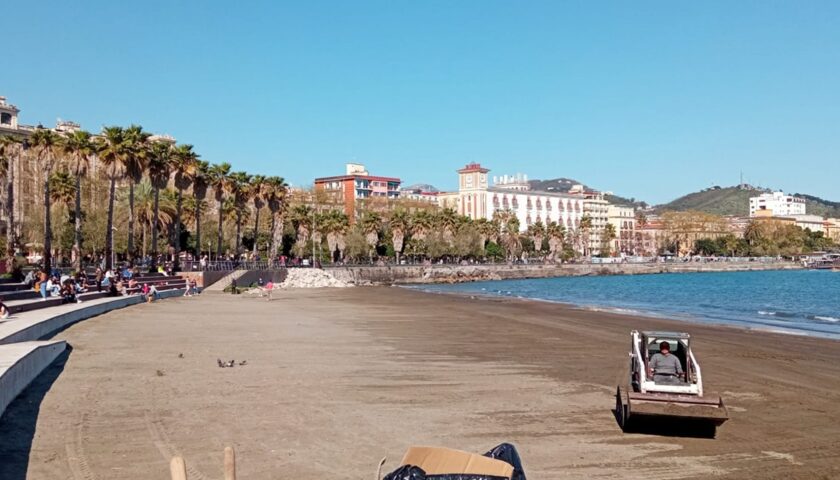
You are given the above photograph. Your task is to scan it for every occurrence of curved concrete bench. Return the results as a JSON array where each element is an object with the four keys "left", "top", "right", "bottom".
[
  {"left": 0, "top": 288, "right": 187, "bottom": 345},
  {"left": 0, "top": 340, "right": 66, "bottom": 416}
]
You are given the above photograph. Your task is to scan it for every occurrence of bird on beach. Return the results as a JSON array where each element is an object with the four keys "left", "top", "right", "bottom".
[
  {"left": 225, "top": 360, "right": 235, "bottom": 368},
  {"left": 178, "top": 353, "right": 184, "bottom": 359},
  {"left": 217, "top": 358, "right": 224, "bottom": 368},
  {"left": 238, "top": 360, "right": 247, "bottom": 366}
]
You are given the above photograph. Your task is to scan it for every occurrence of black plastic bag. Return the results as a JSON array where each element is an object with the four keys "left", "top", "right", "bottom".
[{"left": 483, "top": 443, "right": 526, "bottom": 480}]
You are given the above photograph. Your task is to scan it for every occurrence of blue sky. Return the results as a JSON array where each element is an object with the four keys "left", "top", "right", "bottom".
[{"left": 4, "top": 1, "right": 839, "bottom": 203}]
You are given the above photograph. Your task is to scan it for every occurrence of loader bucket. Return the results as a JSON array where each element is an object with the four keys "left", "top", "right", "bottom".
[{"left": 616, "top": 387, "right": 728, "bottom": 438}]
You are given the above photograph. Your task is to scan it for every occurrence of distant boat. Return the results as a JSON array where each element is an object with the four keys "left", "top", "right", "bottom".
[{"left": 807, "top": 254, "right": 840, "bottom": 270}]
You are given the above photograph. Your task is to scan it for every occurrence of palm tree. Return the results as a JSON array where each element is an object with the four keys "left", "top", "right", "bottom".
[
  {"left": 319, "top": 209, "right": 349, "bottom": 262},
  {"left": 190, "top": 160, "right": 210, "bottom": 259},
  {"left": 546, "top": 221, "right": 566, "bottom": 262},
  {"left": 28, "top": 128, "right": 63, "bottom": 271},
  {"left": 58, "top": 130, "right": 95, "bottom": 270},
  {"left": 528, "top": 219, "right": 546, "bottom": 254},
  {"left": 95, "top": 126, "right": 130, "bottom": 270},
  {"left": 228, "top": 171, "right": 251, "bottom": 257},
  {"left": 579, "top": 214, "right": 593, "bottom": 257},
  {"left": 494, "top": 209, "right": 521, "bottom": 261},
  {"left": 130, "top": 180, "right": 175, "bottom": 258},
  {"left": 436, "top": 208, "right": 459, "bottom": 242},
  {"left": 291, "top": 204, "right": 313, "bottom": 250},
  {"left": 0, "top": 135, "right": 21, "bottom": 272},
  {"left": 358, "top": 211, "right": 381, "bottom": 260},
  {"left": 410, "top": 210, "right": 434, "bottom": 241},
  {"left": 171, "top": 144, "right": 198, "bottom": 267},
  {"left": 208, "top": 162, "right": 232, "bottom": 259},
  {"left": 147, "top": 140, "right": 173, "bottom": 264},
  {"left": 248, "top": 175, "right": 266, "bottom": 256},
  {"left": 47, "top": 170, "right": 76, "bottom": 264},
  {"left": 123, "top": 125, "right": 151, "bottom": 262},
  {"left": 264, "top": 176, "right": 288, "bottom": 260},
  {"left": 388, "top": 209, "right": 410, "bottom": 264},
  {"left": 474, "top": 217, "right": 499, "bottom": 248}
]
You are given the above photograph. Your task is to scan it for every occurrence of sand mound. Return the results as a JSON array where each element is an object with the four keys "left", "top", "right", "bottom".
[{"left": 280, "top": 268, "right": 352, "bottom": 288}]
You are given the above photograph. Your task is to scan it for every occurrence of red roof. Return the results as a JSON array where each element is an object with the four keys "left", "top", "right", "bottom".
[
  {"left": 457, "top": 162, "right": 489, "bottom": 174},
  {"left": 314, "top": 174, "right": 401, "bottom": 183}
]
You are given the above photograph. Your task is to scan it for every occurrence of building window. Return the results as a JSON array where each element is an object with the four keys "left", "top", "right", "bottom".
[{"left": 0, "top": 112, "right": 11, "bottom": 125}]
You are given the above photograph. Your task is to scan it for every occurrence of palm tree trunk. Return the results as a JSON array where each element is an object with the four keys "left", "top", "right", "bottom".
[
  {"left": 105, "top": 176, "right": 116, "bottom": 270},
  {"left": 235, "top": 210, "right": 242, "bottom": 257},
  {"left": 216, "top": 199, "right": 224, "bottom": 259},
  {"left": 268, "top": 212, "right": 277, "bottom": 263},
  {"left": 174, "top": 188, "right": 183, "bottom": 269},
  {"left": 252, "top": 207, "right": 260, "bottom": 256},
  {"left": 142, "top": 222, "right": 147, "bottom": 259},
  {"left": 127, "top": 180, "right": 135, "bottom": 263},
  {"left": 43, "top": 171, "right": 52, "bottom": 272},
  {"left": 5, "top": 164, "right": 15, "bottom": 274},
  {"left": 73, "top": 174, "right": 82, "bottom": 271},
  {"left": 194, "top": 196, "right": 201, "bottom": 260},
  {"left": 151, "top": 187, "right": 160, "bottom": 265}
]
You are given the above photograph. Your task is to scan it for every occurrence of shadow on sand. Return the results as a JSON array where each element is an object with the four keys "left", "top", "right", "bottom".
[
  {"left": 612, "top": 405, "right": 717, "bottom": 439},
  {"left": 0, "top": 346, "right": 72, "bottom": 480}
]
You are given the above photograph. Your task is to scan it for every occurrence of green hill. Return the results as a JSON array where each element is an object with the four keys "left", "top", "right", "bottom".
[{"left": 656, "top": 186, "right": 840, "bottom": 218}]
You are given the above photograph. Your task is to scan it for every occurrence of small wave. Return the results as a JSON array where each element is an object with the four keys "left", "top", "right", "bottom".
[
  {"left": 758, "top": 311, "right": 776, "bottom": 316},
  {"left": 810, "top": 315, "right": 840, "bottom": 323},
  {"left": 758, "top": 310, "right": 795, "bottom": 318}
]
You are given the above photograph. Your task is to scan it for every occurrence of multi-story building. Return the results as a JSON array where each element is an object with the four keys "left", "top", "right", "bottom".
[
  {"left": 314, "top": 163, "right": 401, "bottom": 219},
  {"left": 637, "top": 216, "right": 667, "bottom": 256},
  {"left": 825, "top": 218, "right": 840, "bottom": 242},
  {"left": 607, "top": 205, "right": 636, "bottom": 255},
  {"left": 749, "top": 191, "right": 806, "bottom": 217},
  {"left": 445, "top": 163, "right": 586, "bottom": 242},
  {"left": 571, "top": 185, "right": 609, "bottom": 255},
  {"left": 398, "top": 184, "right": 439, "bottom": 204}
]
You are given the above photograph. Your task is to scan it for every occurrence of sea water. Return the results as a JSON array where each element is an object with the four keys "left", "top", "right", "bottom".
[{"left": 415, "top": 270, "right": 840, "bottom": 340}]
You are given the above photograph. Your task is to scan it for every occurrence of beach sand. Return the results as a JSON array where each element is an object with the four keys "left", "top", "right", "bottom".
[{"left": 1, "top": 287, "right": 838, "bottom": 479}]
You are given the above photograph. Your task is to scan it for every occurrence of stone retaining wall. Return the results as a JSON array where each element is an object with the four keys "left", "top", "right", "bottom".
[{"left": 325, "top": 262, "right": 802, "bottom": 285}]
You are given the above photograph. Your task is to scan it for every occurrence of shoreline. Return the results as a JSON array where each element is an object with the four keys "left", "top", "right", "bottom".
[{"left": 403, "top": 285, "right": 840, "bottom": 342}]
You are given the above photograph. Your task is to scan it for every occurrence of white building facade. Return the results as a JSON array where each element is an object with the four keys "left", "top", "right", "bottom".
[
  {"left": 448, "top": 163, "right": 585, "bottom": 233},
  {"left": 749, "top": 191, "right": 806, "bottom": 217}
]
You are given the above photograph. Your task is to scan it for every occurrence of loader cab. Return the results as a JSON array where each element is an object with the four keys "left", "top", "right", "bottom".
[{"left": 631, "top": 330, "right": 700, "bottom": 394}]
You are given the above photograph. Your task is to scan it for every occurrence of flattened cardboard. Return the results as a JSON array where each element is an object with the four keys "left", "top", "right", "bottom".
[{"left": 400, "top": 446, "right": 513, "bottom": 478}]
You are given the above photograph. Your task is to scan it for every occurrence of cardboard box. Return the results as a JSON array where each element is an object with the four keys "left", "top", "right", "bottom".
[{"left": 400, "top": 446, "right": 513, "bottom": 478}]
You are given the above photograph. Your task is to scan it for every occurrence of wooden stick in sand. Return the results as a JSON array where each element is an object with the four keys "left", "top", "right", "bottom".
[
  {"left": 170, "top": 456, "right": 187, "bottom": 480},
  {"left": 224, "top": 446, "right": 236, "bottom": 480}
]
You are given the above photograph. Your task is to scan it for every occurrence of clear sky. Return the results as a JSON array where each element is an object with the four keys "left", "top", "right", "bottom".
[{"left": 4, "top": 1, "right": 839, "bottom": 203}]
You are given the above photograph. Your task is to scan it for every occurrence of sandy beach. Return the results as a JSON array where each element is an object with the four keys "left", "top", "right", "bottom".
[{"left": 1, "top": 287, "right": 839, "bottom": 479}]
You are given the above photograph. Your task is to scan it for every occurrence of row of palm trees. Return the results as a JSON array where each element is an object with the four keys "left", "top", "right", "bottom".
[
  {"left": 0, "top": 126, "right": 288, "bottom": 272},
  {"left": 287, "top": 204, "right": 588, "bottom": 262}
]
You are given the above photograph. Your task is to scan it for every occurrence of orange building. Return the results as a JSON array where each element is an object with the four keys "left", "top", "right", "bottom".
[{"left": 314, "top": 163, "right": 401, "bottom": 219}]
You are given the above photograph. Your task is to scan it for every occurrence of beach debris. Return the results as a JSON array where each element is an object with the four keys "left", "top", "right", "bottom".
[
  {"left": 156, "top": 369, "right": 165, "bottom": 377},
  {"left": 381, "top": 443, "right": 525, "bottom": 480},
  {"left": 178, "top": 353, "right": 184, "bottom": 359},
  {"left": 170, "top": 446, "right": 237, "bottom": 480},
  {"left": 279, "top": 268, "right": 351, "bottom": 289}
]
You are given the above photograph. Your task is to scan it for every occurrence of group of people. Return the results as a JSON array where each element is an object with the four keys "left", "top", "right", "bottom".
[{"left": 24, "top": 270, "right": 87, "bottom": 304}]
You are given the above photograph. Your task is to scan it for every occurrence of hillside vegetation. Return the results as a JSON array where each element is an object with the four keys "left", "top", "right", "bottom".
[{"left": 656, "top": 186, "right": 840, "bottom": 218}]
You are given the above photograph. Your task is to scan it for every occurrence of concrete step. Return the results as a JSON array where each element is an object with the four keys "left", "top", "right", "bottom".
[{"left": 0, "top": 340, "right": 67, "bottom": 417}]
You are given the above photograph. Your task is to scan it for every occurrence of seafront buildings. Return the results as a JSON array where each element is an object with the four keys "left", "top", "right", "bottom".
[
  {"left": 313, "top": 163, "right": 401, "bottom": 218},
  {"left": 749, "top": 191, "right": 806, "bottom": 217}
]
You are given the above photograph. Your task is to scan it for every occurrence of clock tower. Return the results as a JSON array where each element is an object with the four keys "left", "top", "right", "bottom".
[{"left": 456, "top": 163, "right": 490, "bottom": 220}]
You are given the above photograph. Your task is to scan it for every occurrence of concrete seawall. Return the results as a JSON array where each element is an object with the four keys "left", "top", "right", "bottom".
[{"left": 326, "top": 261, "right": 802, "bottom": 285}]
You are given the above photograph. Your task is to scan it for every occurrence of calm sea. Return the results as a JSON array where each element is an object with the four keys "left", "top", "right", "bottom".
[{"left": 413, "top": 270, "right": 840, "bottom": 340}]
